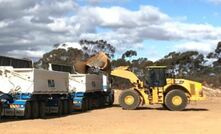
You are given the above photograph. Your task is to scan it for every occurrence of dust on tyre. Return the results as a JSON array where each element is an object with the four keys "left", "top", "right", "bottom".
[
  {"left": 165, "top": 89, "right": 188, "bottom": 111},
  {"left": 119, "top": 90, "right": 140, "bottom": 110}
]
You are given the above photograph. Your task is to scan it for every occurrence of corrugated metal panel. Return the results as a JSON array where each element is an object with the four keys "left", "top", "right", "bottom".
[{"left": 0, "top": 56, "right": 32, "bottom": 68}]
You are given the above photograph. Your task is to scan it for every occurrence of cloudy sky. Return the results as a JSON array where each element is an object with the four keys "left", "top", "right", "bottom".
[{"left": 0, "top": 0, "right": 221, "bottom": 61}]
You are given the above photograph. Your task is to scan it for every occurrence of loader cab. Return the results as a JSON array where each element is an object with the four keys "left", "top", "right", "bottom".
[{"left": 146, "top": 66, "right": 167, "bottom": 87}]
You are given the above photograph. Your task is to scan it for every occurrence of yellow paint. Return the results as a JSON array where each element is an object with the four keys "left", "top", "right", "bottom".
[
  {"left": 172, "top": 96, "right": 182, "bottom": 106},
  {"left": 124, "top": 95, "right": 135, "bottom": 105},
  {"left": 111, "top": 66, "right": 206, "bottom": 109},
  {"left": 152, "top": 87, "right": 158, "bottom": 103}
]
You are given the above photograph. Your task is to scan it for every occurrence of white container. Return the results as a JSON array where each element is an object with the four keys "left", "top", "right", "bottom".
[
  {"left": 69, "top": 74, "right": 104, "bottom": 93},
  {"left": 0, "top": 67, "right": 69, "bottom": 94}
]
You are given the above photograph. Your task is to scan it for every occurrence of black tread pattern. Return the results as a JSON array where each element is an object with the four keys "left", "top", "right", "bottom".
[
  {"left": 119, "top": 90, "right": 140, "bottom": 110},
  {"left": 165, "top": 89, "right": 188, "bottom": 111}
]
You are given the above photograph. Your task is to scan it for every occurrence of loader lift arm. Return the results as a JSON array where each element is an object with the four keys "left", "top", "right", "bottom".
[
  {"left": 111, "top": 66, "right": 143, "bottom": 86},
  {"left": 111, "top": 66, "right": 150, "bottom": 109}
]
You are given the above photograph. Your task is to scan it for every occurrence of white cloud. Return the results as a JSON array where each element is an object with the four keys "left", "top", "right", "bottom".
[
  {"left": 56, "top": 42, "right": 82, "bottom": 50},
  {"left": 7, "top": 50, "right": 45, "bottom": 58},
  {"left": 209, "top": 0, "right": 221, "bottom": 4},
  {"left": 175, "top": 40, "right": 217, "bottom": 54},
  {"left": 0, "top": 0, "right": 220, "bottom": 59}
]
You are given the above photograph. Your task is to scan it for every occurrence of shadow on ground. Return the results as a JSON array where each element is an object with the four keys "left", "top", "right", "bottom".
[
  {"left": 112, "top": 104, "right": 209, "bottom": 112},
  {"left": 0, "top": 106, "right": 113, "bottom": 123}
]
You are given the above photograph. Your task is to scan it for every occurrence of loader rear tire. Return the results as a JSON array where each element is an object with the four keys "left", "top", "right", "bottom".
[
  {"left": 165, "top": 89, "right": 188, "bottom": 111},
  {"left": 119, "top": 90, "right": 140, "bottom": 110}
]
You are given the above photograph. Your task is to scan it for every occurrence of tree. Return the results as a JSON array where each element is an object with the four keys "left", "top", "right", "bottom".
[
  {"left": 79, "top": 39, "right": 116, "bottom": 58},
  {"left": 122, "top": 50, "right": 137, "bottom": 59},
  {"left": 34, "top": 48, "right": 83, "bottom": 69},
  {"left": 155, "top": 51, "right": 205, "bottom": 77},
  {"left": 207, "top": 42, "right": 221, "bottom": 66}
]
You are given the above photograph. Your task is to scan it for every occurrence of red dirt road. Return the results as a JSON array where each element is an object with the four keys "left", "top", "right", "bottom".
[{"left": 0, "top": 97, "right": 220, "bottom": 134}]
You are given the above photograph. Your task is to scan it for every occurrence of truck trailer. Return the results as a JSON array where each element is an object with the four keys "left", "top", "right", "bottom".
[
  {"left": 69, "top": 74, "right": 114, "bottom": 111},
  {"left": 0, "top": 66, "right": 71, "bottom": 119},
  {"left": 50, "top": 63, "right": 114, "bottom": 112}
]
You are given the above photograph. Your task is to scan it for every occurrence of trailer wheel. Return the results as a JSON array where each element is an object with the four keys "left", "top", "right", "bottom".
[
  {"left": 98, "top": 96, "right": 105, "bottom": 108},
  {"left": 39, "top": 102, "right": 46, "bottom": 118},
  {"left": 63, "top": 100, "right": 68, "bottom": 115},
  {"left": 165, "top": 89, "right": 188, "bottom": 111},
  {"left": 88, "top": 98, "right": 93, "bottom": 110},
  {"left": 119, "top": 90, "right": 140, "bottom": 110},
  {"left": 24, "top": 102, "right": 32, "bottom": 119},
  {"left": 81, "top": 98, "right": 89, "bottom": 112},
  {"left": 58, "top": 100, "right": 63, "bottom": 116},
  {"left": 68, "top": 100, "right": 73, "bottom": 114},
  {"left": 67, "top": 100, "right": 72, "bottom": 114},
  {"left": 32, "top": 101, "right": 39, "bottom": 119},
  {"left": 108, "top": 93, "right": 114, "bottom": 106},
  {"left": 0, "top": 102, "right": 2, "bottom": 119}
]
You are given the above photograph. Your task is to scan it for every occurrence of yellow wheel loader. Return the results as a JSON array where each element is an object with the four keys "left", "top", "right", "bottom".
[{"left": 111, "top": 66, "right": 206, "bottom": 111}]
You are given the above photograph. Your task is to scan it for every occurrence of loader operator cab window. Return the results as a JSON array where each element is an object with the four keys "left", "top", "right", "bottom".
[{"left": 146, "top": 67, "right": 167, "bottom": 87}]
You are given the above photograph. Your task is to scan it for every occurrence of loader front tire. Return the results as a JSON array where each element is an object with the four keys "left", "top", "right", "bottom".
[{"left": 119, "top": 90, "right": 140, "bottom": 110}]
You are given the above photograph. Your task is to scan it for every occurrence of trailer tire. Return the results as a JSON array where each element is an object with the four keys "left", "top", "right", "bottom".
[
  {"left": 63, "top": 100, "right": 68, "bottom": 115},
  {"left": 88, "top": 98, "right": 93, "bottom": 110},
  {"left": 165, "top": 89, "right": 188, "bottom": 111},
  {"left": 68, "top": 100, "right": 73, "bottom": 114},
  {"left": 98, "top": 96, "right": 105, "bottom": 108},
  {"left": 39, "top": 102, "right": 46, "bottom": 118},
  {"left": 32, "top": 101, "right": 39, "bottom": 119},
  {"left": 81, "top": 98, "right": 89, "bottom": 112},
  {"left": 119, "top": 90, "right": 140, "bottom": 110},
  {"left": 0, "top": 102, "right": 2, "bottom": 119},
  {"left": 58, "top": 100, "right": 63, "bottom": 116},
  {"left": 108, "top": 93, "right": 114, "bottom": 106},
  {"left": 24, "top": 102, "right": 32, "bottom": 119}
]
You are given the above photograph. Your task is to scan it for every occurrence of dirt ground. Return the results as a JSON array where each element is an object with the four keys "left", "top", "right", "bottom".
[{"left": 0, "top": 95, "right": 221, "bottom": 134}]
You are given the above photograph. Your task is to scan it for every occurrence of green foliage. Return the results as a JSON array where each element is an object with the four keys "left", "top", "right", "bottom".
[
  {"left": 34, "top": 41, "right": 221, "bottom": 88},
  {"left": 122, "top": 50, "right": 137, "bottom": 59},
  {"left": 79, "top": 39, "right": 116, "bottom": 58},
  {"left": 111, "top": 42, "right": 221, "bottom": 88},
  {"left": 34, "top": 48, "right": 83, "bottom": 69}
]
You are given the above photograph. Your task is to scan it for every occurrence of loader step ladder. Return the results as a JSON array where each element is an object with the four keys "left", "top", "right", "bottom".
[{"left": 158, "top": 87, "right": 164, "bottom": 103}]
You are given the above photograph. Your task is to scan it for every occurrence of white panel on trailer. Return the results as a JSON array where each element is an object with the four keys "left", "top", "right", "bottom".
[
  {"left": 34, "top": 69, "right": 69, "bottom": 94},
  {"left": 69, "top": 74, "right": 103, "bottom": 93},
  {"left": 0, "top": 67, "right": 69, "bottom": 94}
]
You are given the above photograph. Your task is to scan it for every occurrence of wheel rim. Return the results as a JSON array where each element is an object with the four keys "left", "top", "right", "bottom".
[
  {"left": 172, "top": 96, "right": 182, "bottom": 106},
  {"left": 124, "top": 95, "right": 135, "bottom": 105}
]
